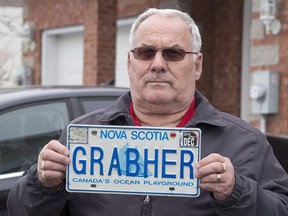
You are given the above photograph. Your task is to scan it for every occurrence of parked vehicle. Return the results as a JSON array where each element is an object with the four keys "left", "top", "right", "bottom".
[
  {"left": 0, "top": 86, "right": 128, "bottom": 215},
  {"left": 266, "top": 133, "right": 288, "bottom": 174}
]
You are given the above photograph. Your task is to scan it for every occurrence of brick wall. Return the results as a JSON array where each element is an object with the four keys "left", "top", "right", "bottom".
[
  {"left": 25, "top": 0, "right": 117, "bottom": 85},
  {"left": 250, "top": 0, "right": 288, "bottom": 134},
  {"left": 84, "top": 0, "right": 117, "bottom": 85},
  {"left": 26, "top": 0, "right": 243, "bottom": 118},
  {"left": 117, "top": 0, "right": 159, "bottom": 18},
  {"left": 25, "top": 0, "right": 160, "bottom": 85},
  {"left": 191, "top": 0, "right": 243, "bottom": 117}
]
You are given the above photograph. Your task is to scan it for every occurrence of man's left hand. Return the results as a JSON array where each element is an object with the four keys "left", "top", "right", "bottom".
[{"left": 195, "top": 153, "right": 235, "bottom": 200}]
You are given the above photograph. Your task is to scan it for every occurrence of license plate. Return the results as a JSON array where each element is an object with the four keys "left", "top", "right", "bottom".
[{"left": 66, "top": 124, "right": 201, "bottom": 197}]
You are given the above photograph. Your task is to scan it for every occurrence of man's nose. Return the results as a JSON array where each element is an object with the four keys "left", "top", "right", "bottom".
[{"left": 150, "top": 51, "right": 167, "bottom": 72}]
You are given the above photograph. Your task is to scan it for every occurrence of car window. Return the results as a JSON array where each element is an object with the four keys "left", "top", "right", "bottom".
[
  {"left": 0, "top": 102, "right": 69, "bottom": 175},
  {"left": 81, "top": 98, "right": 118, "bottom": 113}
]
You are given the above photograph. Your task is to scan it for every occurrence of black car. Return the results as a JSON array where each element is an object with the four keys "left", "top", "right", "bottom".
[
  {"left": 266, "top": 133, "right": 288, "bottom": 174},
  {"left": 0, "top": 86, "right": 128, "bottom": 215}
]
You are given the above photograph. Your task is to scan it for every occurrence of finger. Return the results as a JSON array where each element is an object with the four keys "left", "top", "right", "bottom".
[
  {"left": 221, "top": 162, "right": 226, "bottom": 172},
  {"left": 39, "top": 140, "right": 69, "bottom": 160},
  {"left": 46, "top": 140, "right": 70, "bottom": 156},
  {"left": 45, "top": 170, "right": 65, "bottom": 181},
  {"left": 41, "top": 160, "right": 67, "bottom": 172},
  {"left": 39, "top": 170, "right": 47, "bottom": 182},
  {"left": 40, "top": 141, "right": 70, "bottom": 165},
  {"left": 195, "top": 161, "right": 226, "bottom": 178},
  {"left": 196, "top": 153, "right": 225, "bottom": 169},
  {"left": 198, "top": 173, "right": 223, "bottom": 184},
  {"left": 42, "top": 170, "right": 65, "bottom": 181},
  {"left": 41, "top": 160, "right": 45, "bottom": 170},
  {"left": 39, "top": 150, "right": 45, "bottom": 160},
  {"left": 44, "top": 148, "right": 70, "bottom": 165}
]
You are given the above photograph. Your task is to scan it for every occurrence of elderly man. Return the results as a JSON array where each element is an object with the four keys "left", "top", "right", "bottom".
[{"left": 7, "top": 8, "right": 288, "bottom": 216}]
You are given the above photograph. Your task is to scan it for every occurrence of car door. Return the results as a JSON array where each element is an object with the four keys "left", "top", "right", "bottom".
[
  {"left": 0, "top": 101, "right": 70, "bottom": 215},
  {"left": 0, "top": 88, "right": 126, "bottom": 215}
]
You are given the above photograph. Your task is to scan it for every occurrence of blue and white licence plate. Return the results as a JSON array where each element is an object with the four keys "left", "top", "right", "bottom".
[{"left": 66, "top": 124, "right": 201, "bottom": 197}]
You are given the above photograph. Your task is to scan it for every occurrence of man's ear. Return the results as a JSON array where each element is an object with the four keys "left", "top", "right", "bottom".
[
  {"left": 195, "top": 53, "right": 203, "bottom": 81},
  {"left": 127, "top": 51, "right": 131, "bottom": 71}
]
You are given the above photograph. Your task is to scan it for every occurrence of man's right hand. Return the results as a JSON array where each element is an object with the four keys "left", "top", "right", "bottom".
[{"left": 37, "top": 140, "right": 70, "bottom": 189}]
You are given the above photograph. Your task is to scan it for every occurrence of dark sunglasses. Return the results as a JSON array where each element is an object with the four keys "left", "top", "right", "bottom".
[{"left": 131, "top": 47, "right": 198, "bottom": 62}]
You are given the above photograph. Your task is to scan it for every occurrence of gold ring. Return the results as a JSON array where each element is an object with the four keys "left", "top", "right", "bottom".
[
  {"left": 222, "top": 163, "right": 226, "bottom": 172},
  {"left": 41, "top": 160, "right": 45, "bottom": 170},
  {"left": 40, "top": 151, "right": 45, "bottom": 160},
  {"left": 217, "top": 174, "right": 221, "bottom": 183},
  {"left": 41, "top": 170, "right": 47, "bottom": 181}
]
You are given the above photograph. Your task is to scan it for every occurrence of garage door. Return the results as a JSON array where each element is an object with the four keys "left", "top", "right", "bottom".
[
  {"left": 115, "top": 18, "right": 135, "bottom": 87},
  {"left": 41, "top": 26, "right": 84, "bottom": 85}
]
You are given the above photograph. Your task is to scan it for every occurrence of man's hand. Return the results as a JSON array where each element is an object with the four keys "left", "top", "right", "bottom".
[
  {"left": 37, "top": 140, "right": 70, "bottom": 189},
  {"left": 195, "top": 153, "right": 235, "bottom": 200}
]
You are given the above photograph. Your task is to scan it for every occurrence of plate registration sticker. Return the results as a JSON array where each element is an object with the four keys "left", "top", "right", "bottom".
[{"left": 66, "top": 124, "right": 201, "bottom": 197}]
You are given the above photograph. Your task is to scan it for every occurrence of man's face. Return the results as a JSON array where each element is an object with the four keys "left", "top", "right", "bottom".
[{"left": 128, "top": 14, "right": 202, "bottom": 113}]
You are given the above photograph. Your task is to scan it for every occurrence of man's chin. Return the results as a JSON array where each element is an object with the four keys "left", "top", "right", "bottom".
[{"left": 145, "top": 93, "right": 175, "bottom": 105}]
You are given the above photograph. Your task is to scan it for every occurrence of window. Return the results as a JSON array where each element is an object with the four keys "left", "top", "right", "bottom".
[
  {"left": 0, "top": 102, "right": 69, "bottom": 174},
  {"left": 81, "top": 98, "right": 119, "bottom": 113}
]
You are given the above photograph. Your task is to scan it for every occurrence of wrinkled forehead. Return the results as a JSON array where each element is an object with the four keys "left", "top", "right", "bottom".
[{"left": 133, "top": 14, "right": 192, "bottom": 48}]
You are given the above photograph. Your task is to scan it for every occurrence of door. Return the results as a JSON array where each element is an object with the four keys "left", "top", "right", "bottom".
[{"left": 41, "top": 26, "right": 84, "bottom": 85}]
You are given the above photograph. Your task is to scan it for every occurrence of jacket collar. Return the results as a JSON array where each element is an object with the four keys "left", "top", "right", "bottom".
[
  {"left": 97, "top": 92, "right": 132, "bottom": 123},
  {"left": 98, "top": 90, "right": 227, "bottom": 128},
  {"left": 191, "top": 90, "right": 227, "bottom": 127}
]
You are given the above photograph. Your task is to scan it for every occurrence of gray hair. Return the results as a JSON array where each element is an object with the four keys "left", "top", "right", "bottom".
[{"left": 129, "top": 8, "right": 202, "bottom": 52}]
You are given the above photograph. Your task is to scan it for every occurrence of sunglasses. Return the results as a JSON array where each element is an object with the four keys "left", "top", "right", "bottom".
[{"left": 131, "top": 47, "right": 198, "bottom": 62}]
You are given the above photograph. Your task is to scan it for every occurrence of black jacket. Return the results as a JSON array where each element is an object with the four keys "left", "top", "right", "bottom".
[{"left": 7, "top": 91, "right": 288, "bottom": 216}]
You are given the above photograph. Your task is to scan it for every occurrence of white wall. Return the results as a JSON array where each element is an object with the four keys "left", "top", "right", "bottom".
[{"left": 0, "top": 6, "right": 23, "bottom": 87}]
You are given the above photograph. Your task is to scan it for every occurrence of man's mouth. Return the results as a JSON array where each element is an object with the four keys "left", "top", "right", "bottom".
[{"left": 146, "top": 80, "right": 171, "bottom": 84}]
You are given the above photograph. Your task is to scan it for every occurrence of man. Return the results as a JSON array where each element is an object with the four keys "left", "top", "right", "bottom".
[{"left": 7, "top": 8, "right": 288, "bottom": 216}]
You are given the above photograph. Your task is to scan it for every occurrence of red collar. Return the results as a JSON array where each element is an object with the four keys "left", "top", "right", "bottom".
[{"left": 129, "top": 99, "right": 196, "bottom": 127}]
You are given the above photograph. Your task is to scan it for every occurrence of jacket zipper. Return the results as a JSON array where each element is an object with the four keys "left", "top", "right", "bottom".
[
  {"left": 141, "top": 195, "right": 150, "bottom": 216},
  {"left": 144, "top": 195, "right": 150, "bottom": 204}
]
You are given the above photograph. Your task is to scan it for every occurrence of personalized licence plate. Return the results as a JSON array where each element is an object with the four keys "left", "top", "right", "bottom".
[{"left": 66, "top": 124, "right": 201, "bottom": 197}]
